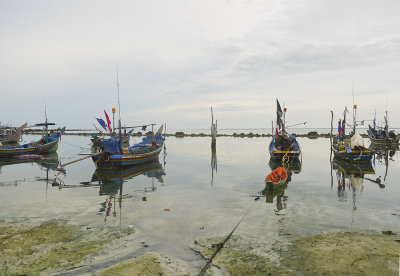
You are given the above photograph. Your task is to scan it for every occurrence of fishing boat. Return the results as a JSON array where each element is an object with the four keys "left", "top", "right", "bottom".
[
  {"left": 367, "top": 110, "right": 399, "bottom": 145},
  {"left": 265, "top": 167, "right": 288, "bottom": 186},
  {"left": 0, "top": 127, "right": 65, "bottom": 157},
  {"left": 92, "top": 126, "right": 164, "bottom": 168},
  {"left": 269, "top": 99, "right": 301, "bottom": 160},
  {"left": 263, "top": 167, "right": 289, "bottom": 211},
  {"left": 0, "top": 123, "right": 27, "bottom": 144},
  {"left": 332, "top": 105, "right": 374, "bottom": 162}
]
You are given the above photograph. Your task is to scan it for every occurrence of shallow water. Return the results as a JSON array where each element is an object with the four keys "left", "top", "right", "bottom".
[{"left": 0, "top": 134, "right": 399, "bottom": 274}]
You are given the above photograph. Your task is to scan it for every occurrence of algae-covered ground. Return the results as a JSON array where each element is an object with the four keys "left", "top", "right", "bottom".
[
  {"left": 96, "top": 252, "right": 190, "bottom": 276},
  {"left": 0, "top": 219, "right": 134, "bottom": 275},
  {"left": 194, "top": 231, "right": 400, "bottom": 276}
]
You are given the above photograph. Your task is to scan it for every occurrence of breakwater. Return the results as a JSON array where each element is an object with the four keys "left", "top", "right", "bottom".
[{"left": 24, "top": 129, "right": 343, "bottom": 138}]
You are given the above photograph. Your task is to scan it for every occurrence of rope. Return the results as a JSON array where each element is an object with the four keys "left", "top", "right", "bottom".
[
  {"left": 198, "top": 202, "right": 256, "bottom": 276},
  {"left": 60, "top": 140, "right": 92, "bottom": 151}
]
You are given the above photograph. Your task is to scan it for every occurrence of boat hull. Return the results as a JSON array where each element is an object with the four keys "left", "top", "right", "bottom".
[
  {"left": 92, "top": 144, "right": 163, "bottom": 168},
  {"left": 331, "top": 146, "right": 374, "bottom": 162},
  {"left": 0, "top": 127, "right": 63, "bottom": 157},
  {"left": 269, "top": 136, "right": 301, "bottom": 160},
  {"left": 265, "top": 167, "right": 288, "bottom": 186}
]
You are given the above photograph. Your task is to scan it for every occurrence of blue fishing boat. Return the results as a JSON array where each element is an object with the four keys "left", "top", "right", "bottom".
[
  {"left": 0, "top": 127, "right": 65, "bottom": 157},
  {"left": 269, "top": 99, "right": 301, "bottom": 160},
  {"left": 367, "top": 111, "right": 398, "bottom": 145},
  {"left": 332, "top": 105, "right": 374, "bottom": 162},
  {"left": 92, "top": 126, "right": 164, "bottom": 168}
]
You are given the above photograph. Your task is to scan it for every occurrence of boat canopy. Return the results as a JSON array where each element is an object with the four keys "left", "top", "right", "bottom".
[{"left": 99, "top": 138, "right": 122, "bottom": 155}]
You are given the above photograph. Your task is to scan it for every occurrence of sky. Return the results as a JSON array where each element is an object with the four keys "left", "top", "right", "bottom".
[{"left": 1, "top": 0, "right": 400, "bottom": 131}]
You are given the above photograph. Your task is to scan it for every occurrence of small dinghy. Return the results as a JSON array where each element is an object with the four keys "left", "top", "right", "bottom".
[{"left": 265, "top": 167, "right": 288, "bottom": 186}]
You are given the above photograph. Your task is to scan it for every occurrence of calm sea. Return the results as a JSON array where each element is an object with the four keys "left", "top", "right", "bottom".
[{"left": 0, "top": 133, "right": 399, "bottom": 273}]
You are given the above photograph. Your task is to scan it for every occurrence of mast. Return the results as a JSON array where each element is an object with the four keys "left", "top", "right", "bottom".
[
  {"left": 353, "top": 104, "right": 357, "bottom": 134},
  {"left": 116, "top": 66, "right": 122, "bottom": 149},
  {"left": 342, "top": 107, "right": 346, "bottom": 140}
]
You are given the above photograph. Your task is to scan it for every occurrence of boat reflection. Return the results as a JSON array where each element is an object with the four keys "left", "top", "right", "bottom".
[
  {"left": 331, "top": 157, "right": 382, "bottom": 211},
  {"left": 370, "top": 143, "right": 398, "bottom": 182},
  {"left": 0, "top": 153, "right": 60, "bottom": 186},
  {"left": 57, "top": 160, "right": 166, "bottom": 222},
  {"left": 260, "top": 159, "right": 302, "bottom": 212},
  {"left": 94, "top": 161, "right": 165, "bottom": 222}
]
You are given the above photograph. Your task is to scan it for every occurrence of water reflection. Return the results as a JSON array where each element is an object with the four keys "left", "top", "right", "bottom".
[
  {"left": 261, "top": 159, "right": 302, "bottom": 212},
  {"left": 331, "top": 157, "right": 382, "bottom": 211},
  {"left": 57, "top": 160, "right": 165, "bottom": 222},
  {"left": 211, "top": 144, "right": 217, "bottom": 186},
  {"left": 0, "top": 153, "right": 60, "bottom": 186},
  {"left": 370, "top": 143, "right": 398, "bottom": 182}
]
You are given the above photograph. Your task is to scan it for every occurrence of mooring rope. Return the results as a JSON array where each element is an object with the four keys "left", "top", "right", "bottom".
[{"left": 197, "top": 202, "right": 256, "bottom": 276}]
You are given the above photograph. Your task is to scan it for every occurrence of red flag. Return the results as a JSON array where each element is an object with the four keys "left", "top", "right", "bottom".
[{"left": 104, "top": 109, "right": 112, "bottom": 133}]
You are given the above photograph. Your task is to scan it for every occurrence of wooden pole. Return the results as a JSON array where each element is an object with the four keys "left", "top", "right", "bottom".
[{"left": 58, "top": 152, "right": 103, "bottom": 169}]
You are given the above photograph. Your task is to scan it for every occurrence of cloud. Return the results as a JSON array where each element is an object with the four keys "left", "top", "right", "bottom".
[{"left": 1, "top": 0, "right": 400, "bottom": 128}]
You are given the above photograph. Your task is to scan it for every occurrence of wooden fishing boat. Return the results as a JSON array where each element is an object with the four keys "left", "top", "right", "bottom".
[
  {"left": 269, "top": 99, "right": 301, "bottom": 160},
  {"left": 367, "top": 111, "right": 398, "bottom": 145},
  {"left": 332, "top": 105, "right": 373, "bottom": 162},
  {"left": 92, "top": 129, "right": 164, "bottom": 168},
  {"left": 331, "top": 140, "right": 374, "bottom": 162},
  {"left": 0, "top": 123, "right": 27, "bottom": 144},
  {"left": 269, "top": 134, "right": 301, "bottom": 160},
  {"left": 0, "top": 127, "right": 65, "bottom": 157},
  {"left": 265, "top": 167, "right": 288, "bottom": 186}
]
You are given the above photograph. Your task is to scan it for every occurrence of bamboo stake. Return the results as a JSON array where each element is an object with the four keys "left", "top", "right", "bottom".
[{"left": 57, "top": 151, "right": 103, "bottom": 169}]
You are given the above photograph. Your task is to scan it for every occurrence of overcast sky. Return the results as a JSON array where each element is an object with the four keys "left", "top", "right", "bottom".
[{"left": 1, "top": 0, "right": 400, "bottom": 131}]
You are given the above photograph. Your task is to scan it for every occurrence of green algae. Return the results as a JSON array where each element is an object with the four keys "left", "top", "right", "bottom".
[
  {"left": 194, "top": 236, "right": 294, "bottom": 275},
  {"left": 194, "top": 231, "right": 399, "bottom": 276},
  {"left": 100, "top": 253, "right": 168, "bottom": 276},
  {"left": 280, "top": 231, "right": 400, "bottom": 276},
  {"left": 0, "top": 219, "right": 134, "bottom": 276},
  {"left": 97, "top": 252, "right": 191, "bottom": 276}
]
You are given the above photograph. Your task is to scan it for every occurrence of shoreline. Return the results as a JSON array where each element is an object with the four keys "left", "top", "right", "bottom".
[{"left": 23, "top": 129, "right": 348, "bottom": 139}]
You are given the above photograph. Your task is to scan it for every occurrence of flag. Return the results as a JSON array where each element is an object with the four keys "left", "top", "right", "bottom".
[
  {"left": 276, "top": 99, "right": 283, "bottom": 130},
  {"left": 276, "top": 99, "right": 283, "bottom": 117},
  {"left": 96, "top": 118, "right": 107, "bottom": 131},
  {"left": 104, "top": 110, "right": 112, "bottom": 133}
]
